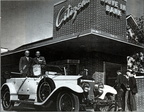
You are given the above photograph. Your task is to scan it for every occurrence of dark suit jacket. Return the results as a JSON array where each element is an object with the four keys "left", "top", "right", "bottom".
[
  {"left": 19, "top": 56, "right": 33, "bottom": 75},
  {"left": 116, "top": 74, "right": 129, "bottom": 91},
  {"left": 33, "top": 56, "right": 46, "bottom": 67},
  {"left": 129, "top": 76, "right": 138, "bottom": 94},
  {"left": 116, "top": 74, "right": 124, "bottom": 89}
]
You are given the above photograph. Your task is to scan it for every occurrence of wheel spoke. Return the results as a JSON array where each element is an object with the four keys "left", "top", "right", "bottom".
[
  {"left": 59, "top": 93, "right": 74, "bottom": 111},
  {"left": 57, "top": 92, "right": 79, "bottom": 111},
  {"left": 38, "top": 82, "right": 51, "bottom": 101},
  {"left": 3, "top": 92, "right": 10, "bottom": 107},
  {"left": 2, "top": 89, "right": 14, "bottom": 110}
]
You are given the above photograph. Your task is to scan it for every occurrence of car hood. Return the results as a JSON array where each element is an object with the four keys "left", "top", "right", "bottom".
[{"left": 47, "top": 75, "right": 82, "bottom": 80}]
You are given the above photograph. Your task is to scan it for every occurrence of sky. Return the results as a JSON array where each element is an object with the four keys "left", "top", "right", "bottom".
[
  {"left": 1, "top": 0, "right": 144, "bottom": 50},
  {"left": 127, "top": 0, "right": 144, "bottom": 17}
]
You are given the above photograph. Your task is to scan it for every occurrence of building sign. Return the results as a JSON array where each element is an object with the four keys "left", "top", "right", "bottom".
[
  {"left": 100, "top": 0, "right": 126, "bottom": 17},
  {"left": 53, "top": 0, "right": 126, "bottom": 41},
  {"left": 56, "top": 0, "right": 90, "bottom": 29}
]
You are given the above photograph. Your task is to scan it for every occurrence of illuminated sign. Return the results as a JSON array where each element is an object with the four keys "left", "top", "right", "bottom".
[
  {"left": 101, "top": 0, "right": 126, "bottom": 17},
  {"left": 56, "top": 0, "right": 90, "bottom": 29}
]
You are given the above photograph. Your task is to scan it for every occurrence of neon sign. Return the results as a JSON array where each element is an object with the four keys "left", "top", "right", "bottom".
[{"left": 56, "top": 0, "right": 90, "bottom": 29}]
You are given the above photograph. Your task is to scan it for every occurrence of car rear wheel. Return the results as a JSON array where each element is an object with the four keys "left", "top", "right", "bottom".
[
  {"left": 94, "top": 95, "right": 117, "bottom": 112},
  {"left": 108, "top": 102, "right": 118, "bottom": 111},
  {"left": 37, "top": 81, "right": 52, "bottom": 102},
  {"left": 56, "top": 92, "right": 79, "bottom": 112},
  {"left": 2, "top": 88, "right": 14, "bottom": 110}
]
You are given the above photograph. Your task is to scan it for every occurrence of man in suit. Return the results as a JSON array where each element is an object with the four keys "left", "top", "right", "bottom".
[
  {"left": 126, "top": 70, "right": 138, "bottom": 111},
  {"left": 33, "top": 51, "right": 46, "bottom": 74},
  {"left": 19, "top": 50, "right": 33, "bottom": 76},
  {"left": 115, "top": 70, "right": 125, "bottom": 111}
]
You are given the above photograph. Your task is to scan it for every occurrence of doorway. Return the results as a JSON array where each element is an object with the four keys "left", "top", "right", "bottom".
[{"left": 105, "top": 62, "right": 122, "bottom": 86}]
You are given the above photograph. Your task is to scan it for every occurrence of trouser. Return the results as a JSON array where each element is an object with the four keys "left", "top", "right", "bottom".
[
  {"left": 117, "top": 88, "right": 124, "bottom": 109},
  {"left": 127, "top": 91, "right": 137, "bottom": 111},
  {"left": 125, "top": 91, "right": 137, "bottom": 112},
  {"left": 125, "top": 90, "right": 129, "bottom": 111}
]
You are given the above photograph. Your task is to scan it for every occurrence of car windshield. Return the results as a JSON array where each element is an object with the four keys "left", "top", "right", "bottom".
[{"left": 44, "top": 65, "right": 64, "bottom": 75}]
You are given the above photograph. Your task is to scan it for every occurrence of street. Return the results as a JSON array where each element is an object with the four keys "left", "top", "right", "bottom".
[
  {"left": 1, "top": 103, "right": 37, "bottom": 112},
  {"left": 1, "top": 102, "right": 94, "bottom": 112}
]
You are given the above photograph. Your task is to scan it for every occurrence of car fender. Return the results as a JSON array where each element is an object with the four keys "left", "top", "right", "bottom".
[
  {"left": 1, "top": 83, "right": 17, "bottom": 94},
  {"left": 56, "top": 83, "right": 83, "bottom": 93},
  {"left": 34, "top": 84, "right": 83, "bottom": 105},
  {"left": 1, "top": 83, "right": 18, "bottom": 101},
  {"left": 98, "top": 85, "right": 117, "bottom": 100}
]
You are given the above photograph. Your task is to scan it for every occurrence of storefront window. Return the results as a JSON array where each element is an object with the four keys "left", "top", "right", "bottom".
[{"left": 105, "top": 62, "right": 122, "bottom": 86}]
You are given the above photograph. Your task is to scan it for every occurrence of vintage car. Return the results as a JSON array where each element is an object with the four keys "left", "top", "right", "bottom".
[{"left": 1, "top": 65, "right": 117, "bottom": 111}]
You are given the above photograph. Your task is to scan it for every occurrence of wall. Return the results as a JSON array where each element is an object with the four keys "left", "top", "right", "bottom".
[
  {"left": 136, "top": 78, "right": 144, "bottom": 111},
  {"left": 80, "top": 51, "right": 126, "bottom": 75}
]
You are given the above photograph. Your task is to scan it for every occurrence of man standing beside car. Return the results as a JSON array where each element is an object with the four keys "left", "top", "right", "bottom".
[
  {"left": 33, "top": 51, "right": 46, "bottom": 74},
  {"left": 19, "top": 50, "right": 33, "bottom": 76},
  {"left": 115, "top": 70, "right": 125, "bottom": 111}
]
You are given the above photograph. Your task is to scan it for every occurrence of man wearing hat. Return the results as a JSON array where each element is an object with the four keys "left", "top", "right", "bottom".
[
  {"left": 115, "top": 70, "right": 125, "bottom": 111},
  {"left": 126, "top": 69, "right": 138, "bottom": 111}
]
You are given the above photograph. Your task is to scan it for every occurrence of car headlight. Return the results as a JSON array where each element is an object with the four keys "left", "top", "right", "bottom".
[
  {"left": 93, "top": 82, "right": 104, "bottom": 97},
  {"left": 81, "top": 82, "right": 90, "bottom": 92}
]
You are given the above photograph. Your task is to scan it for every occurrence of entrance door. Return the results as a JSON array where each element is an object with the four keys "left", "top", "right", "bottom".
[{"left": 105, "top": 62, "right": 122, "bottom": 86}]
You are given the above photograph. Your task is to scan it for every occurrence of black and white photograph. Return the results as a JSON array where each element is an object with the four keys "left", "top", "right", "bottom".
[{"left": 1, "top": 0, "right": 144, "bottom": 112}]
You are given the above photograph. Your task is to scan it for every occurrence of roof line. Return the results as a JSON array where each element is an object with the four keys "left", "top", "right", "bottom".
[{"left": 54, "top": 0, "right": 67, "bottom": 6}]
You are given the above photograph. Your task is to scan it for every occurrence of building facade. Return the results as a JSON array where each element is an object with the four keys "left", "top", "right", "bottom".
[
  {"left": 1, "top": 0, "right": 144, "bottom": 111},
  {"left": 51, "top": 0, "right": 143, "bottom": 85}
]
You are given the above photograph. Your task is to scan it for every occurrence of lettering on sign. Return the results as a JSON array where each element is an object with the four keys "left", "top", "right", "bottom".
[
  {"left": 101, "top": 0, "right": 126, "bottom": 17},
  {"left": 56, "top": 0, "right": 90, "bottom": 29}
]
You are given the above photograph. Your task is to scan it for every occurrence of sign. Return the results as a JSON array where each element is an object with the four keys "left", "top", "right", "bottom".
[
  {"left": 101, "top": 0, "right": 126, "bottom": 17},
  {"left": 33, "top": 64, "right": 41, "bottom": 76},
  {"left": 53, "top": 0, "right": 126, "bottom": 40},
  {"left": 56, "top": 0, "right": 90, "bottom": 29}
]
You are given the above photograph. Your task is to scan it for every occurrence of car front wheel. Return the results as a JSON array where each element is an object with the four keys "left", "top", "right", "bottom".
[
  {"left": 56, "top": 92, "right": 79, "bottom": 112},
  {"left": 2, "top": 88, "right": 14, "bottom": 110},
  {"left": 37, "top": 81, "right": 52, "bottom": 102}
]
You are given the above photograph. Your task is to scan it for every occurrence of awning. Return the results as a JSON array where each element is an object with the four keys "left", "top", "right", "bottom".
[{"left": 2, "top": 31, "right": 144, "bottom": 57}]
